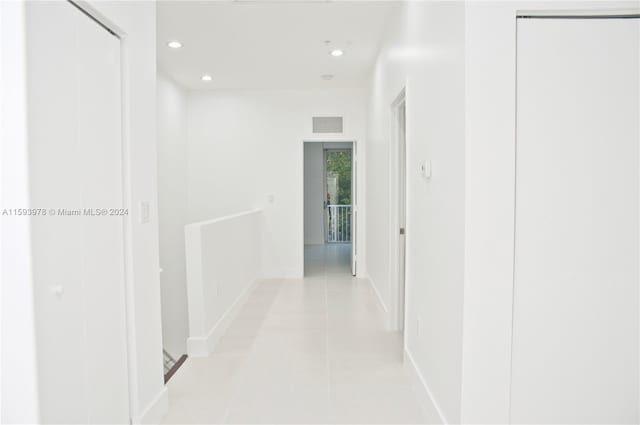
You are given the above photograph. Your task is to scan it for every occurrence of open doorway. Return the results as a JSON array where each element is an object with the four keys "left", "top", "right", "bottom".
[
  {"left": 390, "top": 90, "right": 406, "bottom": 332},
  {"left": 303, "top": 141, "right": 356, "bottom": 277}
]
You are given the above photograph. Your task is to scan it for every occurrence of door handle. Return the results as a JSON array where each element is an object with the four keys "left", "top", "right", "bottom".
[{"left": 400, "top": 228, "right": 405, "bottom": 235}]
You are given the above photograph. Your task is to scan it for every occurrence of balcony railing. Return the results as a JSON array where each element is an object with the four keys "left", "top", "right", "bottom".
[{"left": 327, "top": 205, "right": 351, "bottom": 243}]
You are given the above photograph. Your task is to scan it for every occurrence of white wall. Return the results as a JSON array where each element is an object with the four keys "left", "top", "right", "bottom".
[
  {"left": 184, "top": 209, "right": 262, "bottom": 357},
  {"left": 157, "top": 73, "right": 189, "bottom": 358},
  {"left": 187, "top": 88, "right": 366, "bottom": 278},
  {"left": 1, "top": 1, "right": 167, "bottom": 423},
  {"left": 304, "top": 143, "right": 324, "bottom": 245},
  {"left": 460, "top": 2, "right": 639, "bottom": 423},
  {"left": 86, "top": 3, "right": 167, "bottom": 422},
  {"left": 0, "top": 1, "right": 40, "bottom": 422},
  {"left": 369, "top": 2, "right": 640, "bottom": 423},
  {"left": 366, "top": 2, "right": 466, "bottom": 423}
]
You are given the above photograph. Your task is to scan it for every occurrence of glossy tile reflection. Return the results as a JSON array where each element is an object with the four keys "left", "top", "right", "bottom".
[{"left": 163, "top": 244, "right": 435, "bottom": 424}]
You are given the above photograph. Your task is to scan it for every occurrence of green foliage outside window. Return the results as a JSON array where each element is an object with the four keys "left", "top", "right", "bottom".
[{"left": 326, "top": 151, "right": 352, "bottom": 205}]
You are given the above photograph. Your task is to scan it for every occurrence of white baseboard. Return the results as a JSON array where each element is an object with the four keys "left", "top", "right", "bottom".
[
  {"left": 186, "top": 336, "right": 208, "bottom": 358},
  {"left": 367, "top": 273, "right": 388, "bottom": 313},
  {"left": 132, "top": 385, "right": 168, "bottom": 424},
  {"left": 404, "top": 347, "right": 448, "bottom": 425},
  {"left": 187, "top": 279, "right": 258, "bottom": 358}
]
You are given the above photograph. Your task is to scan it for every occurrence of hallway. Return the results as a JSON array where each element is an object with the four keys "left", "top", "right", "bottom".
[
  {"left": 163, "top": 245, "right": 434, "bottom": 424},
  {"left": 304, "top": 244, "right": 352, "bottom": 277},
  {"left": 4, "top": 1, "right": 640, "bottom": 423}
]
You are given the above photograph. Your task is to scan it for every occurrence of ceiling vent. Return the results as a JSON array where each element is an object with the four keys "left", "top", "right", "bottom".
[{"left": 312, "top": 116, "right": 343, "bottom": 134}]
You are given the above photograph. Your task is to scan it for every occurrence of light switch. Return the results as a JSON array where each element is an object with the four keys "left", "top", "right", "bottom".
[
  {"left": 139, "top": 201, "right": 150, "bottom": 223},
  {"left": 419, "top": 160, "right": 432, "bottom": 180}
]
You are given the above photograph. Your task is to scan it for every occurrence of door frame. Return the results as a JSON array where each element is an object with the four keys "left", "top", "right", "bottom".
[
  {"left": 302, "top": 140, "right": 358, "bottom": 277},
  {"left": 389, "top": 88, "right": 407, "bottom": 333},
  {"left": 62, "top": 1, "right": 137, "bottom": 421}
]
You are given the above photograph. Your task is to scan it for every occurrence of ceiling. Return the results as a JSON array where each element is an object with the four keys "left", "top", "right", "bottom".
[{"left": 157, "top": 1, "right": 398, "bottom": 90}]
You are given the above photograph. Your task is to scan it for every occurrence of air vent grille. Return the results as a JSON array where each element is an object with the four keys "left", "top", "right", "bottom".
[{"left": 312, "top": 116, "right": 343, "bottom": 134}]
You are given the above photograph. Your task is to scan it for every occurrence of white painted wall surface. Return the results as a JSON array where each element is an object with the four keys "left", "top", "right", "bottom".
[
  {"left": 304, "top": 143, "right": 324, "bottom": 245},
  {"left": 187, "top": 89, "right": 366, "bottom": 278},
  {"left": 84, "top": 2, "right": 167, "bottom": 422},
  {"left": 1, "top": 1, "right": 167, "bottom": 423},
  {"left": 460, "top": 2, "right": 639, "bottom": 423},
  {"left": 511, "top": 17, "right": 639, "bottom": 423},
  {"left": 157, "top": 73, "right": 189, "bottom": 358},
  {"left": 0, "top": 1, "right": 40, "bottom": 422},
  {"left": 366, "top": 2, "right": 466, "bottom": 423},
  {"left": 184, "top": 209, "right": 262, "bottom": 357}
]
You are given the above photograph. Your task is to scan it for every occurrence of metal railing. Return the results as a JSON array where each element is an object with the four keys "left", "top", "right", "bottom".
[
  {"left": 327, "top": 205, "right": 351, "bottom": 243},
  {"left": 163, "top": 349, "right": 188, "bottom": 383},
  {"left": 163, "top": 349, "right": 176, "bottom": 375}
]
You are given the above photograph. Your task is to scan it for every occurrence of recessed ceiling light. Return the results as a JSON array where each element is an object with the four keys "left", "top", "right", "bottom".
[
  {"left": 201, "top": 74, "right": 213, "bottom": 82},
  {"left": 167, "top": 40, "right": 182, "bottom": 49},
  {"left": 330, "top": 49, "right": 344, "bottom": 57},
  {"left": 321, "top": 74, "right": 334, "bottom": 80}
]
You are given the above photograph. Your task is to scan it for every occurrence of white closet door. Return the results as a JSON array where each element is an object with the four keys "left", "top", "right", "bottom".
[
  {"left": 351, "top": 142, "right": 357, "bottom": 276},
  {"left": 27, "top": 2, "right": 129, "bottom": 423},
  {"left": 512, "top": 17, "right": 640, "bottom": 423},
  {"left": 75, "top": 6, "right": 129, "bottom": 424}
]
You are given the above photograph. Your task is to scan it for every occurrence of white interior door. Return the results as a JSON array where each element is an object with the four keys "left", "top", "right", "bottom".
[
  {"left": 27, "top": 2, "right": 129, "bottom": 423},
  {"left": 397, "top": 101, "right": 407, "bottom": 331},
  {"left": 352, "top": 142, "right": 357, "bottom": 275},
  {"left": 512, "top": 16, "right": 639, "bottom": 423}
]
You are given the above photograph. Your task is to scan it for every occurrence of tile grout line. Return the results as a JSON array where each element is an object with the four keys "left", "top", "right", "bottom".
[
  {"left": 167, "top": 246, "right": 426, "bottom": 424},
  {"left": 324, "top": 271, "right": 333, "bottom": 423}
]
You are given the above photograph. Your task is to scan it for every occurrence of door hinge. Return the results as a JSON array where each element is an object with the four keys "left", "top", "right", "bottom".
[{"left": 399, "top": 228, "right": 405, "bottom": 235}]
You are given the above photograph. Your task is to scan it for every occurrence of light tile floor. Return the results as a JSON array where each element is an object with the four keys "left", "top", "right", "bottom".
[{"left": 163, "top": 244, "right": 436, "bottom": 424}]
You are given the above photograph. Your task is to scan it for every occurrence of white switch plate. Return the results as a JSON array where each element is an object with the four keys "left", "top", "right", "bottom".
[
  {"left": 139, "top": 201, "right": 150, "bottom": 223},
  {"left": 419, "top": 160, "right": 432, "bottom": 180}
]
